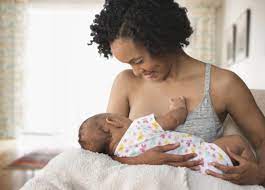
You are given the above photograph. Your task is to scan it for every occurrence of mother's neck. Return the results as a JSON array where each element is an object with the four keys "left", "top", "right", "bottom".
[{"left": 165, "top": 49, "right": 198, "bottom": 82}]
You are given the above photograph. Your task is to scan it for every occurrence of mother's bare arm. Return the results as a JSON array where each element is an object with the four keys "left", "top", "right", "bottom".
[
  {"left": 210, "top": 69, "right": 265, "bottom": 185},
  {"left": 107, "top": 70, "right": 200, "bottom": 168},
  {"left": 112, "top": 144, "right": 202, "bottom": 169},
  {"left": 106, "top": 70, "right": 131, "bottom": 117}
]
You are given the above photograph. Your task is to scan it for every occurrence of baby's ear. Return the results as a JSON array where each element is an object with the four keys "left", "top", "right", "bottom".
[
  {"left": 101, "top": 126, "right": 110, "bottom": 133},
  {"left": 106, "top": 116, "right": 123, "bottom": 128}
]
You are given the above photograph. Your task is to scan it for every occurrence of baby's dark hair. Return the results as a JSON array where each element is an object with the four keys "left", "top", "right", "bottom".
[
  {"left": 78, "top": 117, "right": 93, "bottom": 149},
  {"left": 89, "top": 0, "right": 193, "bottom": 58},
  {"left": 78, "top": 114, "right": 110, "bottom": 153}
]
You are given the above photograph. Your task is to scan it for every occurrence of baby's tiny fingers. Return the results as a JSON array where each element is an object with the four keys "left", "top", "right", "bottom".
[{"left": 179, "top": 96, "right": 185, "bottom": 100}]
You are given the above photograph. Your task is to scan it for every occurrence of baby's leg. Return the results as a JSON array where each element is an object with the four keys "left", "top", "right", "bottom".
[
  {"left": 156, "top": 96, "right": 188, "bottom": 131},
  {"left": 213, "top": 135, "right": 256, "bottom": 165}
]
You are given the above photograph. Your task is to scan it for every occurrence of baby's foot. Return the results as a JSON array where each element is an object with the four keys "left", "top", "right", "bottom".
[{"left": 169, "top": 96, "right": 188, "bottom": 125}]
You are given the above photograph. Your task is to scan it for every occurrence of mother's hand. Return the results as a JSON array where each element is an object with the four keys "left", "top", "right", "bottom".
[
  {"left": 114, "top": 143, "right": 203, "bottom": 170},
  {"left": 138, "top": 144, "right": 203, "bottom": 170},
  {"left": 206, "top": 148, "right": 263, "bottom": 185}
]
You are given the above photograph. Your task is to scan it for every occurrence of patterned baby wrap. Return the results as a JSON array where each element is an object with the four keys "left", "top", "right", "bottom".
[{"left": 114, "top": 114, "right": 233, "bottom": 174}]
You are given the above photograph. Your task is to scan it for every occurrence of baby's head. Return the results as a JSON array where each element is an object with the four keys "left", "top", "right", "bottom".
[
  {"left": 78, "top": 113, "right": 130, "bottom": 154},
  {"left": 78, "top": 113, "right": 111, "bottom": 153}
]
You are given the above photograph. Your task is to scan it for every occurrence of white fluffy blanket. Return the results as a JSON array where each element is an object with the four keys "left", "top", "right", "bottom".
[{"left": 21, "top": 149, "right": 264, "bottom": 190}]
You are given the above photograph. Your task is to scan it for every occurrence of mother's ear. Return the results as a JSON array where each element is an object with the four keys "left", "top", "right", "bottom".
[{"left": 106, "top": 116, "right": 124, "bottom": 128}]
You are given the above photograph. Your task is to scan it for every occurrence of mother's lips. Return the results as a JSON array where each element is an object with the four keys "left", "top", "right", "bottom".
[
  {"left": 143, "top": 71, "right": 155, "bottom": 76},
  {"left": 143, "top": 72, "right": 157, "bottom": 79}
]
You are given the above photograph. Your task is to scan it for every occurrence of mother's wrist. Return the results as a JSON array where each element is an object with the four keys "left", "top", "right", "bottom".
[
  {"left": 257, "top": 164, "right": 265, "bottom": 185},
  {"left": 113, "top": 155, "right": 142, "bottom": 165}
]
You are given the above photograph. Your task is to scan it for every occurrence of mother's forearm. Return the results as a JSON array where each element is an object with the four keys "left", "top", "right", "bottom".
[
  {"left": 256, "top": 140, "right": 265, "bottom": 186},
  {"left": 112, "top": 155, "right": 143, "bottom": 165}
]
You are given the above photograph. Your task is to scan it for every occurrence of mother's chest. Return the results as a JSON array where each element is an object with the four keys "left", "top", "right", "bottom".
[{"left": 128, "top": 87, "right": 205, "bottom": 120}]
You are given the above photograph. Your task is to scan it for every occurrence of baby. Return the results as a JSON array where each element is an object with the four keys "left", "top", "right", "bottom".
[{"left": 78, "top": 97, "right": 256, "bottom": 174}]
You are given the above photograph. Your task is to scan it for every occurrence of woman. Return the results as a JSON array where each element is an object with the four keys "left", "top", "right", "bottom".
[{"left": 89, "top": 0, "right": 265, "bottom": 185}]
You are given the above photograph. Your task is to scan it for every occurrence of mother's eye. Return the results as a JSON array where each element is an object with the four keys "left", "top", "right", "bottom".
[{"left": 133, "top": 59, "right": 144, "bottom": 65}]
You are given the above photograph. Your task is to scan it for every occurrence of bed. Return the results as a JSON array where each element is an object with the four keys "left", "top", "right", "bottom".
[{"left": 21, "top": 90, "right": 265, "bottom": 190}]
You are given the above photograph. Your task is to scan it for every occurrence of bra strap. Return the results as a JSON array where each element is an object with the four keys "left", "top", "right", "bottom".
[{"left": 204, "top": 63, "right": 211, "bottom": 94}]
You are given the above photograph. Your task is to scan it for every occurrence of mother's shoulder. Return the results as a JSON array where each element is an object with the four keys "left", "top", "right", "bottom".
[
  {"left": 116, "top": 69, "right": 137, "bottom": 80},
  {"left": 113, "top": 69, "right": 140, "bottom": 89},
  {"left": 115, "top": 69, "right": 140, "bottom": 83},
  {"left": 211, "top": 65, "right": 247, "bottom": 94},
  {"left": 211, "top": 65, "right": 242, "bottom": 84}
]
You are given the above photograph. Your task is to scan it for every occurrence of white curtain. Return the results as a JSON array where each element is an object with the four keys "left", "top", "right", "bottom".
[
  {"left": 0, "top": 0, "right": 27, "bottom": 138},
  {"left": 22, "top": 1, "right": 129, "bottom": 139},
  {"left": 178, "top": 0, "right": 222, "bottom": 64}
]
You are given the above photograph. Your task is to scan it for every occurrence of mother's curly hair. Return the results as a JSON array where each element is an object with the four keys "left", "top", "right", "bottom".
[{"left": 89, "top": 0, "right": 193, "bottom": 58}]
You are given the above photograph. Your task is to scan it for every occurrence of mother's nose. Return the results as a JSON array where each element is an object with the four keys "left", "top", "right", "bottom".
[{"left": 139, "top": 68, "right": 145, "bottom": 73}]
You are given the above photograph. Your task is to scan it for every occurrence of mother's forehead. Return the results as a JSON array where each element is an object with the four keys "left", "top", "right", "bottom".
[{"left": 110, "top": 38, "right": 146, "bottom": 63}]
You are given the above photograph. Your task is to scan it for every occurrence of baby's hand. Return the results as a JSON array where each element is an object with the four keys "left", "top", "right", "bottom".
[
  {"left": 169, "top": 96, "right": 186, "bottom": 111},
  {"left": 168, "top": 96, "right": 188, "bottom": 125},
  {"left": 156, "top": 96, "right": 188, "bottom": 130}
]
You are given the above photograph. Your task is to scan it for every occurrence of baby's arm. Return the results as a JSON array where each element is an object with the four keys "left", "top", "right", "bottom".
[{"left": 155, "top": 97, "right": 188, "bottom": 131}]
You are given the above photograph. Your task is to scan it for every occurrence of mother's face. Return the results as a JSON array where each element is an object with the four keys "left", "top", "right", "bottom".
[{"left": 110, "top": 38, "right": 173, "bottom": 82}]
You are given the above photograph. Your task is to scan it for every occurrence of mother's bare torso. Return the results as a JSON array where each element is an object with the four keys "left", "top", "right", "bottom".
[{"left": 129, "top": 63, "right": 227, "bottom": 142}]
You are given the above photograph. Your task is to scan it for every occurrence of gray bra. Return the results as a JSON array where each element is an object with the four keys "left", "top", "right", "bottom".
[{"left": 175, "top": 63, "right": 223, "bottom": 142}]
